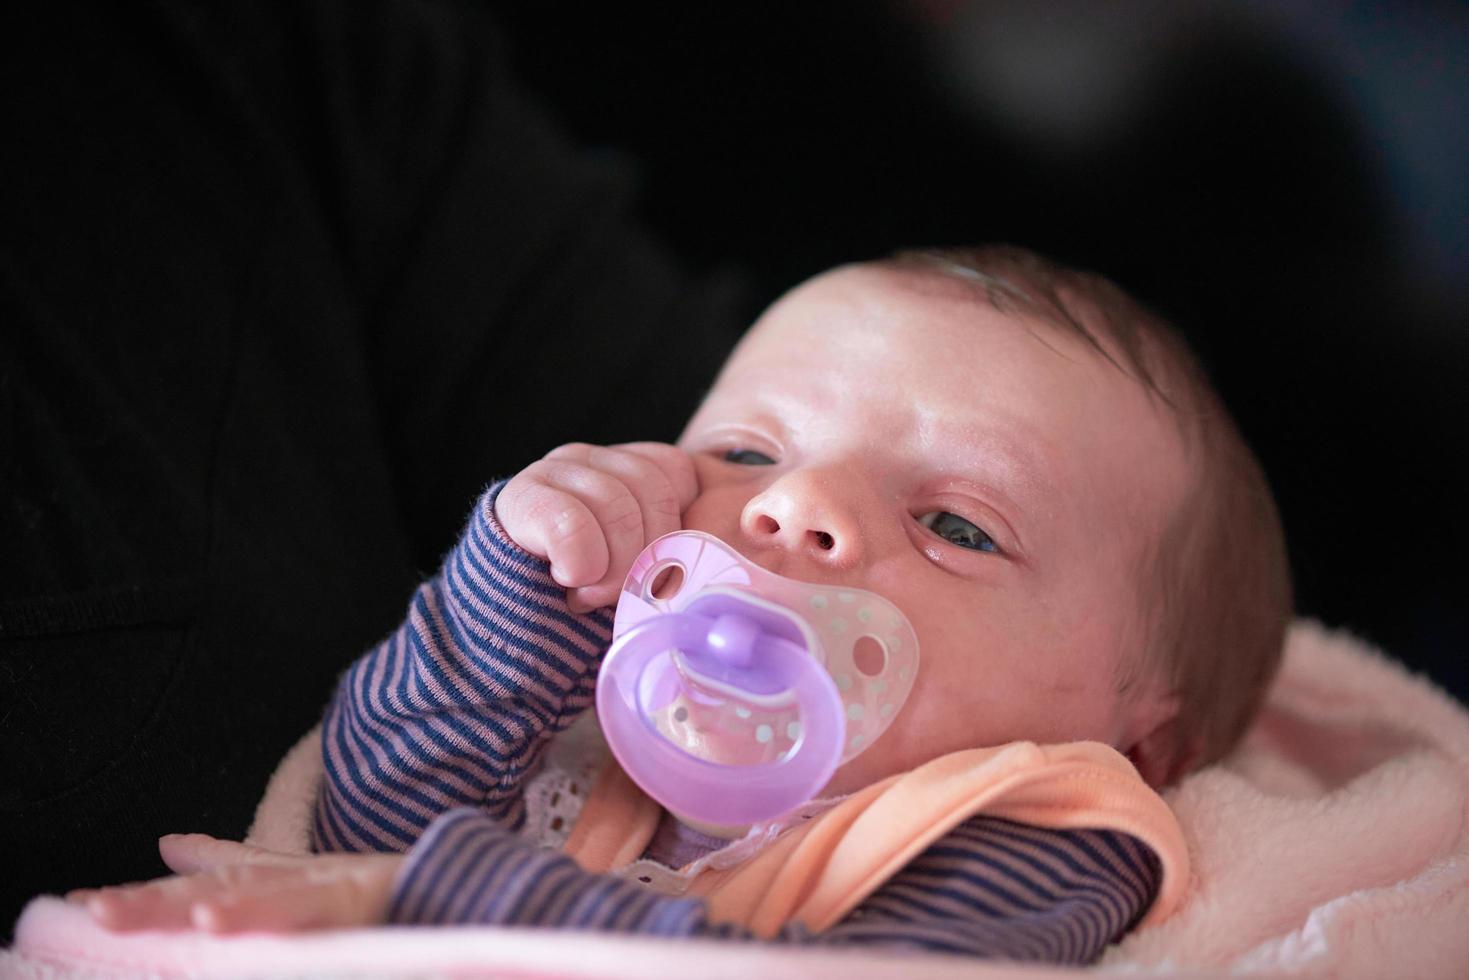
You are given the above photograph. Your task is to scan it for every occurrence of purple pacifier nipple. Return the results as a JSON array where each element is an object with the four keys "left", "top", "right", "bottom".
[{"left": 706, "top": 613, "right": 759, "bottom": 668}]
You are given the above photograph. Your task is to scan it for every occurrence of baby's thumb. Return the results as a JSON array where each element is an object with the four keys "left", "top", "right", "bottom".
[{"left": 159, "top": 833, "right": 296, "bottom": 874}]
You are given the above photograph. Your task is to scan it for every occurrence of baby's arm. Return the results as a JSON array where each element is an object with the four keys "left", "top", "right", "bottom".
[
  {"left": 314, "top": 443, "right": 697, "bottom": 853},
  {"left": 391, "top": 808, "right": 1160, "bottom": 964}
]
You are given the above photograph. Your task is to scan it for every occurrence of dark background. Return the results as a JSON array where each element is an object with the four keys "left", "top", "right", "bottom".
[
  {"left": 2, "top": 0, "right": 1464, "bottom": 944},
  {"left": 488, "top": 0, "right": 1469, "bottom": 700}
]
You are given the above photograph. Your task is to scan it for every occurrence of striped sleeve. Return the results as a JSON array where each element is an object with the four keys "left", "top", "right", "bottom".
[
  {"left": 389, "top": 808, "right": 1162, "bottom": 964},
  {"left": 311, "top": 481, "right": 614, "bottom": 853}
]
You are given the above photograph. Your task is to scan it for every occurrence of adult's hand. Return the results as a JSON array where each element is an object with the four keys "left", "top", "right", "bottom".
[{"left": 66, "top": 834, "right": 404, "bottom": 933}]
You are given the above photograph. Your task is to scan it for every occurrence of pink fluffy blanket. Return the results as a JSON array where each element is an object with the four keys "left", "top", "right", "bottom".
[{"left": 7, "top": 620, "right": 1469, "bottom": 978}]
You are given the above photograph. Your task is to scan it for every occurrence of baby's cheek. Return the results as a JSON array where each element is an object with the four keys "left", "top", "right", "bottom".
[
  {"left": 680, "top": 486, "right": 747, "bottom": 540},
  {"left": 678, "top": 497, "right": 721, "bottom": 537},
  {"left": 687, "top": 452, "right": 742, "bottom": 491}
]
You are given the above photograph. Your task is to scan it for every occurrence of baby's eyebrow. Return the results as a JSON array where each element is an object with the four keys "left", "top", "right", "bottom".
[
  {"left": 709, "top": 381, "right": 1045, "bottom": 500},
  {"left": 715, "top": 388, "right": 822, "bottom": 436},
  {"left": 915, "top": 413, "right": 1043, "bottom": 492}
]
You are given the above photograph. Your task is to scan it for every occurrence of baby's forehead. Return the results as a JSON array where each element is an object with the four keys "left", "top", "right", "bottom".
[
  {"left": 850, "top": 262, "right": 1194, "bottom": 426},
  {"left": 730, "top": 263, "right": 1118, "bottom": 390},
  {"left": 717, "top": 259, "right": 1197, "bottom": 515},
  {"left": 868, "top": 264, "right": 1130, "bottom": 361},
  {"left": 719, "top": 265, "right": 1190, "bottom": 457}
]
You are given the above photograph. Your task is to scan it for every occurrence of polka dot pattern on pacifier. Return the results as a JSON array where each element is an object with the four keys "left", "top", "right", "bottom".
[
  {"left": 790, "top": 585, "right": 919, "bottom": 763},
  {"left": 653, "top": 686, "right": 802, "bottom": 767}
]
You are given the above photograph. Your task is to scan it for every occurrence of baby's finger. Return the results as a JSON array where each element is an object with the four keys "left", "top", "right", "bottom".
[
  {"left": 550, "top": 443, "right": 682, "bottom": 546},
  {"left": 159, "top": 833, "right": 297, "bottom": 875},
  {"left": 610, "top": 442, "right": 699, "bottom": 516},
  {"left": 191, "top": 879, "right": 336, "bottom": 933},
  {"left": 545, "top": 445, "right": 683, "bottom": 611},
  {"left": 87, "top": 890, "right": 194, "bottom": 931},
  {"left": 83, "top": 875, "right": 214, "bottom": 931},
  {"left": 537, "top": 460, "right": 646, "bottom": 605},
  {"left": 498, "top": 478, "right": 610, "bottom": 589}
]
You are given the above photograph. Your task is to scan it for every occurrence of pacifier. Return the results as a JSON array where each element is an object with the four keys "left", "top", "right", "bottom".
[{"left": 595, "top": 531, "right": 919, "bottom": 826}]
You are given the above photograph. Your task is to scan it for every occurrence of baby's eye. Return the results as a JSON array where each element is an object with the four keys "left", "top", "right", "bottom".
[
  {"left": 722, "top": 448, "right": 777, "bottom": 465},
  {"left": 918, "top": 511, "right": 998, "bottom": 553}
]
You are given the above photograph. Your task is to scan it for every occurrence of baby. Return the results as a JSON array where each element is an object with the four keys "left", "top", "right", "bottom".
[{"left": 73, "top": 246, "right": 1291, "bottom": 962}]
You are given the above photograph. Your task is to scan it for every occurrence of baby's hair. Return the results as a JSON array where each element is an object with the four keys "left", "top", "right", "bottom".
[{"left": 883, "top": 245, "right": 1293, "bottom": 781}]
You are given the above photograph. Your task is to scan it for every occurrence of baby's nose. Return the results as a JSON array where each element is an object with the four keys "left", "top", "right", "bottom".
[{"left": 739, "top": 470, "right": 863, "bottom": 567}]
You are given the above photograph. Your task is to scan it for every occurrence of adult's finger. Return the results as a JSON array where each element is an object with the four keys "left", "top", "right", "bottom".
[
  {"left": 80, "top": 869, "right": 258, "bottom": 931},
  {"left": 159, "top": 833, "right": 298, "bottom": 875},
  {"left": 83, "top": 881, "right": 197, "bottom": 931},
  {"left": 192, "top": 860, "right": 397, "bottom": 933}
]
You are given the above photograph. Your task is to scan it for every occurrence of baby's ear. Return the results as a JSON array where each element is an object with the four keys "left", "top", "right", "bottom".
[
  {"left": 1125, "top": 717, "right": 1203, "bottom": 789},
  {"left": 1120, "top": 692, "right": 1202, "bottom": 789}
]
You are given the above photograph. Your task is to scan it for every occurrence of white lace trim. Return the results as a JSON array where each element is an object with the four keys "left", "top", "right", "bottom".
[
  {"left": 521, "top": 713, "right": 610, "bottom": 851},
  {"left": 613, "top": 793, "right": 846, "bottom": 897}
]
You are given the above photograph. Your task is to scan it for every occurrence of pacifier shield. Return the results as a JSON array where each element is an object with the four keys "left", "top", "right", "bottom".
[{"left": 596, "top": 531, "right": 920, "bottom": 825}]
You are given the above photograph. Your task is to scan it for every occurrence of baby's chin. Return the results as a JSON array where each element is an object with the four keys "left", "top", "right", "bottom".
[
  {"left": 817, "top": 745, "right": 917, "bottom": 799},
  {"left": 818, "top": 729, "right": 1024, "bottom": 799}
]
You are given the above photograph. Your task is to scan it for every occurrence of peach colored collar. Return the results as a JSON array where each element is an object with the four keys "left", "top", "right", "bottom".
[{"left": 564, "top": 740, "right": 1190, "bottom": 938}]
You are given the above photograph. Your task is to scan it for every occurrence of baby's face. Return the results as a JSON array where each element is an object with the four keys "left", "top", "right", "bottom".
[{"left": 676, "top": 265, "right": 1191, "bottom": 796}]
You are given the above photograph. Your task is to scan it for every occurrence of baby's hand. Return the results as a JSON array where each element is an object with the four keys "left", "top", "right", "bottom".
[
  {"left": 496, "top": 442, "right": 698, "bottom": 613},
  {"left": 67, "top": 834, "right": 403, "bottom": 933}
]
